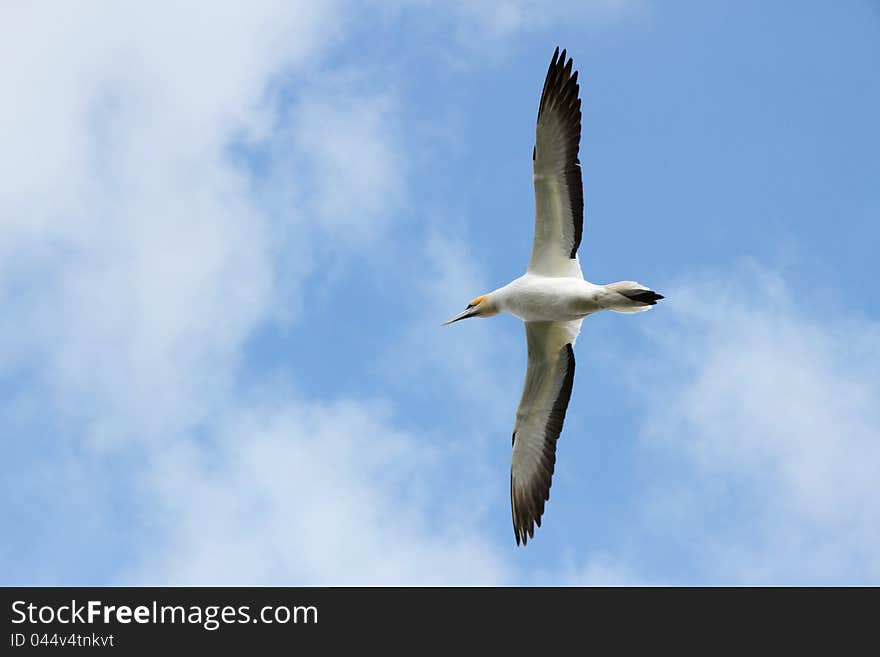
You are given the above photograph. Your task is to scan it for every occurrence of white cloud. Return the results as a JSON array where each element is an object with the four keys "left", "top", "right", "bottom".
[
  {"left": 0, "top": 2, "right": 344, "bottom": 441},
  {"left": 0, "top": 2, "right": 528, "bottom": 584},
  {"left": 635, "top": 264, "right": 880, "bottom": 583},
  {"left": 554, "top": 556, "right": 650, "bottom": 586},
  {"left": 450, "top": 0, "right": 640, "bottom": 38},
  {"left": 128, "top": 394, "right": 509, "bottom": 585},
  {"left": 294, "top": 92, "right": 405, "bottom": 240}
]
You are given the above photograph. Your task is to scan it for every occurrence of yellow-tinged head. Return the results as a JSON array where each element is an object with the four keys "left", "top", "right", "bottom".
[{"left": 443, "top": 293, "right": 498, "bottom": 325}]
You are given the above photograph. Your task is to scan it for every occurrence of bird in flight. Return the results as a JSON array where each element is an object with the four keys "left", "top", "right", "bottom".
[{"left": 445, "top": 48, "right": 663, "bottom": 546}]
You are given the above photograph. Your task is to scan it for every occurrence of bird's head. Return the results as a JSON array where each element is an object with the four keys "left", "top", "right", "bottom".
[{"left": 443, "top": 294, "right": 499, "bottom": 325}]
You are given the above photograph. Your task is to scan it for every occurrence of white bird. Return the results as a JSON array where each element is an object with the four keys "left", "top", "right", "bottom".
[{"left": 445, "top": 47, "right": 663, "bottom": 546}]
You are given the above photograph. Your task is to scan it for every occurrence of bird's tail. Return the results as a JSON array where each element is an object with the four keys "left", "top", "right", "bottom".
[{"left": 605, "top": 281, "right": 664, "bottom": 313}]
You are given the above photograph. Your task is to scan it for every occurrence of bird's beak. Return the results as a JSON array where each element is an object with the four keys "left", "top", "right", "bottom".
[{"left": 443, "top": 307, "right": 478, "bottom": 326}]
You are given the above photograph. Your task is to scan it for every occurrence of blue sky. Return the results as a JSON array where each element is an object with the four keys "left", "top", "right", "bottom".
[{"left": 2, "top": 1, "right": 879, "bottom": 585}]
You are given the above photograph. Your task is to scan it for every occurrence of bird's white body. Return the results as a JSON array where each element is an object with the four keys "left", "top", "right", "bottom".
[
  {"left": 445, "top": 48, "right": 663, "bottom": 546},
  {"left": 491, "top": 273, "right": 649, "bottom": 322}
]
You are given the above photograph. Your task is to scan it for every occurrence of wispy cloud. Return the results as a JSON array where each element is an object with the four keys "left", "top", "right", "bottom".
[
  {"left": 128, "top": 394, "right": 510, "bottom": 585},
  {"left": 0, "top": 2, "right": 429, "bottom": 583},
  {"left": 0, "top": 2, "right": 344, "bottom": 444},
  {"left": 449, "top": 0, "right": 641, "bottom": 38},
  {"left": 632, "top": 264, "right": 880, "bottom": 583}
]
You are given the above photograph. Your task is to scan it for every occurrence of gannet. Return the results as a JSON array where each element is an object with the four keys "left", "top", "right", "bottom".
[{"left": 445, "top": 47, "right": 664, "bottom": 546}]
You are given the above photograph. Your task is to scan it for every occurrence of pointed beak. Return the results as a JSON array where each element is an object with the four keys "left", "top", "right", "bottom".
[{"left": 443, "top": 307, "right": 478, "bottom": 326}]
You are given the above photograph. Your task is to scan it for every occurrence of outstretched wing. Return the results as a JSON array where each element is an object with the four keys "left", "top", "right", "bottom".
[
  {"left": 510, "top": 319, "right": 582, "bottom": 545},
  {"left": 529, "top": 47, "right": 584, "bottom": 279}
]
